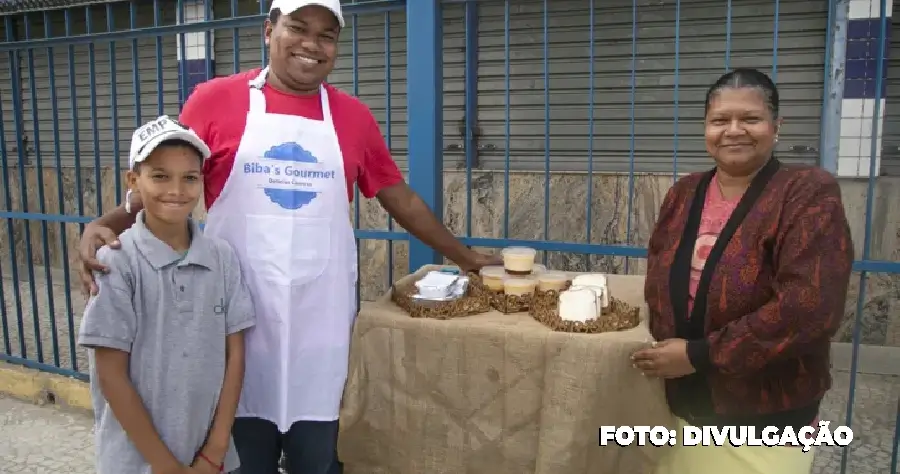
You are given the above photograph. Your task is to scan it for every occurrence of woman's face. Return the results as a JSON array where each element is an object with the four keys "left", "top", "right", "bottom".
[{"left": 704, "top": 87, "right": 781, "bottom": 177}]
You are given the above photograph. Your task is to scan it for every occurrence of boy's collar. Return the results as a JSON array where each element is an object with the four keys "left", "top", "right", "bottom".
[{"left": 132, "top": 210, "right": 215, "bottom": 270}]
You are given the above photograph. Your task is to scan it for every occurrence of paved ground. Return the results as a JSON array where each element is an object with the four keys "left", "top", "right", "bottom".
[
  {"left": 0, "top": 396, "right": 94, "bottom": 473},
  {"left": 814, "top": 371, "right": 900, "bottom": 473},
  {"left": 0, "top": 370, "right": 897, "bottom": 473}
]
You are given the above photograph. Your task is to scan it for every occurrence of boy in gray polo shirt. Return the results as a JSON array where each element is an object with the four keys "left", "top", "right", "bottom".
[{"left": 78, "top": 115, "right": 255, "bottom": 474}]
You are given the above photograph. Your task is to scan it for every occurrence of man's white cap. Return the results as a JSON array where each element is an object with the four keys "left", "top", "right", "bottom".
[
  {"left": 128, "top": 115, "right": 211, "bottom": 169},
  {"left": 270, "top": 0, "right": 344, "bottom": 28}
]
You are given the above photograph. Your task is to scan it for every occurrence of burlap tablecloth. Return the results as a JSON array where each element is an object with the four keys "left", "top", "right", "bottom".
[{"left": 338, "top": 266, "right": 676, "bottom": 474}]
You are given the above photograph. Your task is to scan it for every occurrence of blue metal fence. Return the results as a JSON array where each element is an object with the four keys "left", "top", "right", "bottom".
[{"left": 0, "top": 0, "right": 898, "bottom": 472}]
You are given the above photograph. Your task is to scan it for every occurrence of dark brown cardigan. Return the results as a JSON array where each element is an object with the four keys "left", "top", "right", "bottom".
[{"left": 644, "top": 159, "right": 853, "bottom": 430}]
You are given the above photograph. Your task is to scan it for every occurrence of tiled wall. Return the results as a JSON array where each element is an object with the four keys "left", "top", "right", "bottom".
[
  {"left": 176, "top": 0, "right": 214, "bottom": 102},
  {"left": 839, "top": 0, "right": 893, "bottom": 177}
]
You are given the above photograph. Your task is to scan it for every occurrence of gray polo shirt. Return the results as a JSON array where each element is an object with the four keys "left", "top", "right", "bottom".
[{"left": 78, "top": 212, "right": 255, "bottom": 474}]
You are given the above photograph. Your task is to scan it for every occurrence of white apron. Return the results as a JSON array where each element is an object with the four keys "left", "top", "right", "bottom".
[{"left": 204, "top": 67, "right": 358, "bottom": 431}]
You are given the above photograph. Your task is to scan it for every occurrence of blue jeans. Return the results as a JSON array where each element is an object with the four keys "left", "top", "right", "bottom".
[{"left": 231, "top": 417, "right": 343, "bottom": 474}]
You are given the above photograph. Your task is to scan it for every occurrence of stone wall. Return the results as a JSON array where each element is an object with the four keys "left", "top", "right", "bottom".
[{"left": 2, "top": 166, "right": 899, "bottom": 345}]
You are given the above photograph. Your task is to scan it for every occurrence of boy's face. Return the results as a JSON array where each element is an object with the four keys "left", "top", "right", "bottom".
[{"left": 126, "top": 143, "right": 203, "bottom": 225}]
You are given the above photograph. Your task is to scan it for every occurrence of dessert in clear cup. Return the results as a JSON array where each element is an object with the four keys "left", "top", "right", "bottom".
[
  {"left": 479, "top": 266, "right": 506, "bottom": 292},
  {"left": 502, "top": 246, "right": 537, "bottom": 275},
  {"left": 503, "top": 275, "right": 537, "bottom": 296},
  {"left": 536, "top": 271, "right": 569, "bottom": 292}
]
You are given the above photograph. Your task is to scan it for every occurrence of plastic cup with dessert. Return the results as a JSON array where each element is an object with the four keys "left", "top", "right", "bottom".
[
  {"left": 537, "top": 271, "right": 569, "bottom": 292},
  {"left": 503, "top": 275, "right": 538, "bottom": 296},
  {"left": 501, "top": 246, "right": 538, "bottom": 275},
  {"left": 479, "top": 265, "right": 506, "bottom": 291}
]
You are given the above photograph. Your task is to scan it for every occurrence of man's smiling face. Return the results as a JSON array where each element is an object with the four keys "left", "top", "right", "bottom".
[{"left": 265, "top": 6, "right": 340, "bottom": 93}]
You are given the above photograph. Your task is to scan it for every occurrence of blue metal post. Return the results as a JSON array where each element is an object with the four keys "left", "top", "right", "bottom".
[
  {"left": 820, "top": 0, "right": 847, "bottom": 173},
  {"left": 463, "top": 1, "right": 478, "bottom": 238},
  {"left": 841, "top": 1, "right": 888, "bottom": 471},
  {"left": 384, "top": 13, "right": 395, "bottom": 285},
  {"left": 406, "top": 0, "right": 443, "bottom": 273}
]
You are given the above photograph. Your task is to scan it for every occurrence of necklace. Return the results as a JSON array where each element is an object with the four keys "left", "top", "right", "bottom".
[
  {"left": 715, "top": 174, "right": 744, "bottom": 201},
  {"left": 715, "top": 175, "right": 727, "bottom": 197}
]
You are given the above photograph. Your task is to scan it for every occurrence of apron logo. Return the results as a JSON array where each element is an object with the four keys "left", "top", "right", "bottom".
[{"left": 243, "top": 141, "right": 336, "bottom": 210}]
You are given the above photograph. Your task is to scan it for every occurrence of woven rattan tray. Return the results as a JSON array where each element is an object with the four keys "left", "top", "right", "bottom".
[
  {"left": 487, "top": 289, "right": 533, "bottom": 314},
  {"left": 391, "top": 272, "right": 492, "bottom": 320},
  {"left": 530, "top": 284, "right": 640, "bottom": 333}
]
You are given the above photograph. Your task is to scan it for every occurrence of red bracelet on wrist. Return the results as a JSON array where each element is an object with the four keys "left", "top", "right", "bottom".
[{"left": 198, "top": 452, "right": 224, "bottom": 472}]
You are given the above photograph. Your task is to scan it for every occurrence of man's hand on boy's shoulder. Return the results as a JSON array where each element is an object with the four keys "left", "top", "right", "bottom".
[{"left": 79, "top": 222, "right": 122, "bottom": 296}]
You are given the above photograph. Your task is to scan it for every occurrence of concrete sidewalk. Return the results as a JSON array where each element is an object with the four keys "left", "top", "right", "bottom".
[
  {"left": 1, "top": 370, "right": 898, "bottom": 474},
  {"left": 0, "top": 395, "right": 94, "bottom": 473}
]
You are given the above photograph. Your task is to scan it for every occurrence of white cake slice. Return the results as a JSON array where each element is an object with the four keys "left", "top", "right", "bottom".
[
  {"left": 559, "top": 286, "right": 599, "bottom": 323},
  {"left": 571, "top": 274, "right": 610, "bottom": 310}
]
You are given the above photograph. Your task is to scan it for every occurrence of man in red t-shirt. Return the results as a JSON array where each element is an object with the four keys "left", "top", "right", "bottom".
[{"left": 77, "top": 1, "right": 496, "bottom": 473}]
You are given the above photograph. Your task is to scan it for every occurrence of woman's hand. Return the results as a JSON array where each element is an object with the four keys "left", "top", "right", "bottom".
[{"left": 631, "top": 339, "right": 696, "bottom": 378}]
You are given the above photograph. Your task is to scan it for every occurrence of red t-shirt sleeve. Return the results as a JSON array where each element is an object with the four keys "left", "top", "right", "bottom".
[{"left": 357, "top": 108, "right": 403, "bottom": 199}]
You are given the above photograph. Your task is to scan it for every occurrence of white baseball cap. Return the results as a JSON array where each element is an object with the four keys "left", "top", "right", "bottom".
[
  {"left": 269, "top": 0, "right": 344, "bottom": 28},
  {"left": 128, "top": 115, "right": 211, "bottom": 169}
]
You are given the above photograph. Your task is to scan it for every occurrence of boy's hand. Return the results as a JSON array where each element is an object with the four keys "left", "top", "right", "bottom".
[
  {"left": 190, "top": 459, "right": 219, "bottom": 474},
  {"left": 191, "top": 450, "right": 225, "bottom": 474},
  {"left": 151, "top": 464, "right": 196, "bottom": 474}
]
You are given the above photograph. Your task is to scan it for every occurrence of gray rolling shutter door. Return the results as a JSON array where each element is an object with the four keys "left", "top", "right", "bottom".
[
  {"left": 437, "top": 3, "right": 467, "bottom": 171},
  {"left": 474, "top": 0, "right": 828, "bottom": 173},
  {"left": 12, "top": 2, "right": 179, "bottom": 169},
  {"left": 882, "top": 18, "right": 900, "bottom": 176},
  {"left": 212, "top": 0, "right": 266, "bottom": 76},
  {"left": 311, "top": 7, "right": 412, "bottom": 169}
]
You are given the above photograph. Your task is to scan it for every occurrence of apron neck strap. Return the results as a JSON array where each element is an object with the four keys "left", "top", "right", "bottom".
[
  {"left": 247, "top": 66, "right": 330, "bottom": 119},
  {"left": 249, "top": 66, "right": 269, "bottom": 89},
  {"left": 248, "top": 66, "right": 269, "bottom": 114}
]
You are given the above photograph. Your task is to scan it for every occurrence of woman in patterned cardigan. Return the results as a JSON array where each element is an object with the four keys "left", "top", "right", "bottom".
[{"left": 633, "top": 68, "right": 854, "bottom": 474}]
